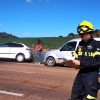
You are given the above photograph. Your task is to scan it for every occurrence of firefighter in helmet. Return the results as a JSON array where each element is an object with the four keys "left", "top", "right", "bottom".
[{"left": 71, "top": 20, "right": 100, "bottom": 100}]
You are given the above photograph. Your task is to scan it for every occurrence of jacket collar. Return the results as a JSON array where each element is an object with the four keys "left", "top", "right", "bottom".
[{"left": 80, "top": 37, "right": 93, "bottom": 46}]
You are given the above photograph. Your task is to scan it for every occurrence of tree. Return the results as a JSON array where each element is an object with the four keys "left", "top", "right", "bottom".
[
  {"left": 59, "top": 35, "right": 63, "bottom": 38},
  {"left": 94, "top": 29, "right": 100, "bottom": 37},
  {"left": 68, "top": 33, "right": 75, "bottom": 37},
  {"left": 94, "top": 29, "right": 99, "bottom": 34}
]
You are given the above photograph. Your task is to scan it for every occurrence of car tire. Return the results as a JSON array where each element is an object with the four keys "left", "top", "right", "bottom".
[
  {"left": 16, "top": 54, "right": 25, "bottom": 63},
  {"left": 28, "top": 59, "right": 33, "bottom": 63},
  {"left": 46, "top": 56, "right": 56, "bottom": 67}
]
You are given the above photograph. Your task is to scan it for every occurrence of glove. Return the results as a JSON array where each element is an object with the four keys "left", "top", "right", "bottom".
[{"left": 63, "top": 60, "right": 83, "bottom": 69}]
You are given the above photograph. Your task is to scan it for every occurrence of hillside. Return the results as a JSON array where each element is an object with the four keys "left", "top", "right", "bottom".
[
  {"left": 0, "top": 32, "right": 18, "bottom": 38},
  {"left": 67, "top": 29, "right": 100, "bottom": 37}
]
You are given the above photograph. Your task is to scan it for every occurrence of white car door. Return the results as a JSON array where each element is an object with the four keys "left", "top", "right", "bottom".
[
  {"left": 57, "top": 41, "right": 77, "bottom": 60},
  {"left": 0, "top": 43, "right": 11, "bottom": 58},
  {"left": 7, "top": 43, "right": 24, "bottom": 59}
]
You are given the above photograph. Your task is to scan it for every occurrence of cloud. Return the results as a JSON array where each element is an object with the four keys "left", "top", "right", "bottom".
[
  {"left": 26, "top": 0, "right": 34, "bottom": 3},
  {"left": 26, "top": 0, "right": 49, "bottom": 4},
  {"left": 26, "top": 33, "right": 32, "bottom": 36},
  {"left": 0, "top": 23, "right": 3, "bottom": 26},
  {"left": 37, "top": 0, "right": 49, "bottom": 2}
]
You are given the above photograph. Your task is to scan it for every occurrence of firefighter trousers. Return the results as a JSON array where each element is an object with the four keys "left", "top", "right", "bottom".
[{"left": 71, "top": 71, "right": 99, "bottom": 100}]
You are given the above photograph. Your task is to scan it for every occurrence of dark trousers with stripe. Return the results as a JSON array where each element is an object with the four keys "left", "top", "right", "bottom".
[{"left": 71, "top": 70, "right": 99, "bottom": 100}]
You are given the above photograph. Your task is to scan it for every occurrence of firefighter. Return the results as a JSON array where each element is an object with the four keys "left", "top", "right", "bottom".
[{"left": 71, "top": 20, "right": 100, "bottom": 100}]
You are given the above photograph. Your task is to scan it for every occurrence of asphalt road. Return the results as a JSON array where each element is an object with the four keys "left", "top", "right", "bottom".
[{"left": 0, "top": 62, "right": 100, "bottom": 100}]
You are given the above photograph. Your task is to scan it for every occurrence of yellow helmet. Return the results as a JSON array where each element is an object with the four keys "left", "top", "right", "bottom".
[{"left": 77, "top": 20, "right": 94, "bottom": 35}]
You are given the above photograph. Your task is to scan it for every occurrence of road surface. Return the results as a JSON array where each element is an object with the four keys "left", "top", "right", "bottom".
[{"left": 0, "top": 61, "right": 100, "bottom": 100}]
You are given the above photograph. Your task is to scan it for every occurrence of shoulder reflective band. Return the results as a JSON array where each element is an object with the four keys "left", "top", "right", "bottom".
[
  {"left": 73, "top": 52, "right": 78, "bottom": 59},
  {"left": 93, "top": 51, "right": 100, "bottom": 57},
  {"left": 87, "top": 95, "right": 96, "bottom": 100}
]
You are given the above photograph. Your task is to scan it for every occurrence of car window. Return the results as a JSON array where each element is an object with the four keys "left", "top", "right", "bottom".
[
  {"left": 0, "top": 43, "right": 8, "bottom": 47},
  {"left": 6, "top": 43, "right": 24, "bottom": 47},
  {"left": 13, "top": 43, "right": 24, "bottom": 47},
  {"left": 6, "top": 43, "right": 13, "bottom": 47},
  {"left": 61, "top": 41, "right": 77, "bottom": 51}
]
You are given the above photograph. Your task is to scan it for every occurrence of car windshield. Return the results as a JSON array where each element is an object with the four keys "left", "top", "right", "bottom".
[{"left": 61, "top": 41, "right": 77, "bottom": 51}]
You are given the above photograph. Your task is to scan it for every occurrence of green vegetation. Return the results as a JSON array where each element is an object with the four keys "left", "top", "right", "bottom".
[{"left": 0, "top": 37, "right": 75, "bottom": 49}]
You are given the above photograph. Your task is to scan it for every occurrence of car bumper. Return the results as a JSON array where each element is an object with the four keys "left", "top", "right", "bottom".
[
  {"left": 43, "top": 54, "right": 47, "bottom": 63},
  {"left": 25, "top": 53, "right": 34, "bottom": 60}
]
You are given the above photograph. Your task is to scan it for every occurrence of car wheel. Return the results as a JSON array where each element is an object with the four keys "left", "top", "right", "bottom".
[
  {"left": 16, "top": 54, "right": 25, "bottom": 63},
  {"left": 28, "top": 59, "right": 33, "bottom": 63},
  {"left": 46, "top": 56, "right": 56, "bottom": 67}
]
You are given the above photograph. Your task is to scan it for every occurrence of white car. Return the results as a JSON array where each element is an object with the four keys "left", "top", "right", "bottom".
[
  {"left": 44, "top": 38, "right": 100, "bottom": 67},
  {"left": 0, "top": 42, "right": 33, "bottom": 62}
]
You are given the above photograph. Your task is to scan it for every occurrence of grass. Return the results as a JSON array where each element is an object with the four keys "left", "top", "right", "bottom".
[{"left": 0, "top": 37, "right": 75, "bottom": 49}]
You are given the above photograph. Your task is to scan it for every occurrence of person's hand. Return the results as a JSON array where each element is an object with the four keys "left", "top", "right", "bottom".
[
  {"left": 98, "top": 77, "right": 100, "bottom": 83},
  {"left": 73, "top": 60, "right": 80, "bottom": 66}
]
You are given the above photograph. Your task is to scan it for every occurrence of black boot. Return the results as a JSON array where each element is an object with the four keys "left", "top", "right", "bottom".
[{"left": 71, "top": 94, "right": 83, "bottom": 100}]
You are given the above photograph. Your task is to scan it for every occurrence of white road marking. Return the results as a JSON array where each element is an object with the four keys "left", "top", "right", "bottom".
[{"left": 0, "top": 90, "right": 24, "bottom": 97}]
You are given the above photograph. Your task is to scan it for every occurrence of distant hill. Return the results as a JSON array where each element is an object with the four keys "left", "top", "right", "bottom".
[{"left": 0, "top": 32, "right": 18, "bottom": 38}]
